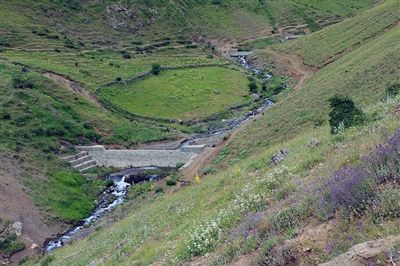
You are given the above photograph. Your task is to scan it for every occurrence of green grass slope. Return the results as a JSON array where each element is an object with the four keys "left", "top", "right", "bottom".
[
  {"left": 0, "top": 0, "right": 378, "bottom": 50},
  {"left": 31, "top": 95, "right": 400, "bottom": 265},
  {"left": 0, "top": 61, "right": 170, "bottom": 221},
  {"left": 219, "top": 10, "right": 400, "bottom": 166},
  {"left": 279, "top": 0, "right": 400, "bottom": 67},
  {"left": 99, "top": 66, "right": 250, "bottom": 120}
]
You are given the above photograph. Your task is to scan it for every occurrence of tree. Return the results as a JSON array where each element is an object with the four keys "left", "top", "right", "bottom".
[
  {"left": 151, "top": 63, "right": 161, "bottom": 75},
  {"left": 248, "top": 81, "right": 258, "bottom": 93},
  {"left": 328, "top": 96, "right": 364, "bottom": 134}
]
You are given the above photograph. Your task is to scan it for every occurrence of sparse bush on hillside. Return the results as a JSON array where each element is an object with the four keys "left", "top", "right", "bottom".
[
  {"left": 386, "top": 84, "right": 400, "bottom": 98},
  {"left": 12, "top": 75, "right": 34, "bottom": 89},
  {"left": 121, "top": 51, "right": 131, "bottom": 59},
  {"left": 64, "top": 38, "right": 75, "bottom": 49},
  {"left": 0, "top": 233, "right": 25, "bottom": 257},
  {"left": 372, "top": 187, "right": 400, "bottom": 222},
  {"left": 271, "top": 208, "right": 299, "bottom": 233},
  {"left": 248, "top": 81, "right": 258, "bottom": 93},
  {"left": 328, "top": 96, "right": 364, "bottom": 134},
  {"left": 151, "top": 63, "right": 161, "bottom": 75}
]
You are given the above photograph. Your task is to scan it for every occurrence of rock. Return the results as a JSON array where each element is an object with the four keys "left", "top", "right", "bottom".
[
  {"left": 319, "top": 235, "right": 400, "bottom": 266},
  {"left": 31, "top": 243, "right": 39, "bottom": 249},
  {"left": 269, "top": 149, "right": 289, "bottom": 166},
  {"left": 250, "top": 93, "right": 260, "bottom": 101},
  {"left": 308, "top": 138, "right": 321, "bottom": 149},
  {"left": 11, "top": 222, "right": 22, "bottom": 236}
]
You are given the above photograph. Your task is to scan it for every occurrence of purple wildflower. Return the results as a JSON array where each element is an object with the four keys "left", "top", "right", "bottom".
[
  {"left": 325, "top": 167, "right": 373, "bottom": 212},
  {"left": 363, "top": 129, "right": 400, "bottom": 183}
]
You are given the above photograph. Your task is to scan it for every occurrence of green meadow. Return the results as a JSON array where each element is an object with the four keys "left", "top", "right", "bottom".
[{"left": 99, "top": 66, "right": 251, "bottom": 120}]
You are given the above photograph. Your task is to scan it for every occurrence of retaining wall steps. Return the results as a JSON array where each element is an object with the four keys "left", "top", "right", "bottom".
[
  {"left": 60, "top": 151, "right": 97, "bottom": 173},
  {"left": 77, "top": 161, "right": 96, "bottom": 172},
  {"left": 61, "top": 151, "right": 89, "bottom": 162}
]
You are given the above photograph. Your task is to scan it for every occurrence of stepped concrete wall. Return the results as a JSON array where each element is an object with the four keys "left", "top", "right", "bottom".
[{"left": 77, "top": 145, "right": 199, "bottom": 168}]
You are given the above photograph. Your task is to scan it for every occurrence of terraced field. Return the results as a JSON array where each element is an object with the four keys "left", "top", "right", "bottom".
[
  {"left": 2, "top": 48, "right": 223, "bottom": 90},
  {"left": 279, "top": 0, "right": 400, "bottom": 67},
  {"left": 99, "top": 66, "right": 251, "bottom": 120}
]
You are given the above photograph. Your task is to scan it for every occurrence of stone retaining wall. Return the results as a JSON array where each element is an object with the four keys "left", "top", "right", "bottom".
[{"left": 77, "top": 145, "right": 199, "bottom": 168}]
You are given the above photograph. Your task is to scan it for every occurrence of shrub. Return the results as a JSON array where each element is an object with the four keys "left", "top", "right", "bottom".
[
  {"left": 166, "top": 175, "right": 179, "bottom": 186},
  {"left": 386, "top": 84, "right": 400, "bottom": 98},
  {"left": 328, "top": 96, "right": 364, "bottom": 134},
  {"left": 363, "top": 130, "right": 400, "bottom": 183},
  {"left": 121, "top": 51, "right": 131, "bottom": 59},
  {"left": 318, "top": 167, "right": 374, "bottom": 216},
  {"left": 176, "top": 162, "right": 185, "bottom": 169},
  {"left": 151, "top": 63, "right": 161, "bottom": 75},
  {"left": 12, "top": 75, "right": 34, "bottom": 89},
  {"left": 64, "top": 39, "right": 75, "bottom": 49},
  {"left": 0, "top": 233, "right": 25, "bottom": 256},
  {"left": 372, "top": 187, "right": 400, "bottom": 221},
  {"left": 272, "top": 208, "right": 299, "bottom": 233},
  {"left": 248, "top": 81, "right": 258, "bottom": 93}
]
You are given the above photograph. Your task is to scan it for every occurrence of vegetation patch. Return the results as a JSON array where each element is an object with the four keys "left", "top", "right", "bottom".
[
  {"left": 99, "top": 66, "right": 251, "bottom": 120},
  {"left": 38, "top": 171, "right": 104, "bottom": 221}
]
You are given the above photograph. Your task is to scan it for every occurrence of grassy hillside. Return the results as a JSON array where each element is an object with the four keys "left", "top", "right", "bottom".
[
  {"left": 0, "top": 0, "right": 378, "bottom": 50},
  {"left": 0, "top": 58, "right": 178, "bottom": 220},
  {"left": 0, "top": 0, "right": 395, "bottom": 263},
  {"left": 218, "top": 8, "right": 400, "bottom": 166},
  {"left": 279, "top": 0, "right": 400, "bottom": 67},
  {"left": 30, "top": 95, "right": 400, "bottom": 265},
  {"left": 99, "top": 66, "right": 251, "bottom": 120}
]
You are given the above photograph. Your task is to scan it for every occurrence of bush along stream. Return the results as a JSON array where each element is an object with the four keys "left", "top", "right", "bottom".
[
  {"left": 44, "top": 167, "right": 174, "bottom": 253},
  {"left": 43, "top": 54, "right": 277, "bottom": 253}
]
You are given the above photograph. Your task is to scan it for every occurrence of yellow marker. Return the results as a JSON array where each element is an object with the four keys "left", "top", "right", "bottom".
[
  {"left": 195, "top": 173, "right": 201, "bottom": 184},
  {"left": 235, "top": 165, "right": 241, "bottom": 175}
]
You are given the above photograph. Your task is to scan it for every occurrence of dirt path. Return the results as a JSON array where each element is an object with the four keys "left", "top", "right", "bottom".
[
  {"left": 0, "top": 154, "right": 66, "bottom": 264},
  {"left": 42, "top": 72, "right": 102, "bottom": 107},
  {"left": 274, "top": 51, "right": 317, "bottom": 91}
]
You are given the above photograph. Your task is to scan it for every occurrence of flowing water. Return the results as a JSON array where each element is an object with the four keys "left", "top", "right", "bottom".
[
  {"left": 44, "top": 55, "right": 273, "bottom": 253},
  {"left": 44, "top": 175, "right": 130, "bottom": 252}
]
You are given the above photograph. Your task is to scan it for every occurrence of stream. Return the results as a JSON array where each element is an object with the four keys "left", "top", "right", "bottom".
[{"left": 43, "top": 55, "right": 273, "bottom": 253}]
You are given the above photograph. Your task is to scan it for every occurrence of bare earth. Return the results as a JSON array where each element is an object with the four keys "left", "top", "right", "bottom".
[{"left": 0, "top": 154, "right": 65, "bottom": 262}]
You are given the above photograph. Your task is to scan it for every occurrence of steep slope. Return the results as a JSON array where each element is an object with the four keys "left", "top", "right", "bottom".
[
  {"left": 0, "top": 0, "right": 392, "bottom": 263},
  {"left": 279, "top": 0, "right": 400, "bottom": 67},
  {"left": 218, "top": 2, "right": 400, "bottom": 166}
]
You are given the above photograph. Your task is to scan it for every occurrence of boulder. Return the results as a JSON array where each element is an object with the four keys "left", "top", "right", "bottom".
[
  {"left": 269, "top": 149, "right": 289, "bottom": 166},
  {"left": 308, "top": 138, "right": 321, "bottom": 149},
  {"left": 11, "top": 221, "right": 22, "bottom": 237},
  {"left": 319, "top": 235, "right": 400, "bottom": 266},
  {"left": 250, "top": 93, "right": 260, "bottom": 101}
]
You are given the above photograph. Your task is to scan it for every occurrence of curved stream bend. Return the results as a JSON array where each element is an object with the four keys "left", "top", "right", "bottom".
[{"left": 44, "top": 55, "right": 273, "bottom": 253}]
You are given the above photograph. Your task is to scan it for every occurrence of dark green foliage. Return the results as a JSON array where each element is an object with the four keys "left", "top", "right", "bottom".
[
  {"left": 176, "top": 162, "right": 185, "bottom": 169},
  {"left": 386, "top": 84, "right": 400, "bottom": 98},
  {"left": 12, "top": 75, "right": 34, "bottom": 89},
  {"left": 121, "top": 51, "right": 131, "bottom": 59},
  {"left": 151, "top": 63, "right": 161, "bottom": 75},
  {"left": 328, "top": 96, "right": 364, "bottom": 133},
  {"left": 166, "top": 175, "right": 179, "bottom": 186},
  {"left": 272, "top": 208, "right": 299, "bottom": 232},
  {"left": 40, "top": 255, "right": 54, "bottom": 266},
  {"left": 248, "top": 81, "right": 258, "bottom": 93},
  {"left": 0, "top": 233, "right": 25, "bottom": 257},
  {"left": 64, "top": 38, "right": 75, "bottom": 49}
]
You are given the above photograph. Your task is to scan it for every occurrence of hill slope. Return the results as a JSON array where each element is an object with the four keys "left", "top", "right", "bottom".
[{"left": 219, "top": 1, "right": 400, "bottom": 165}]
